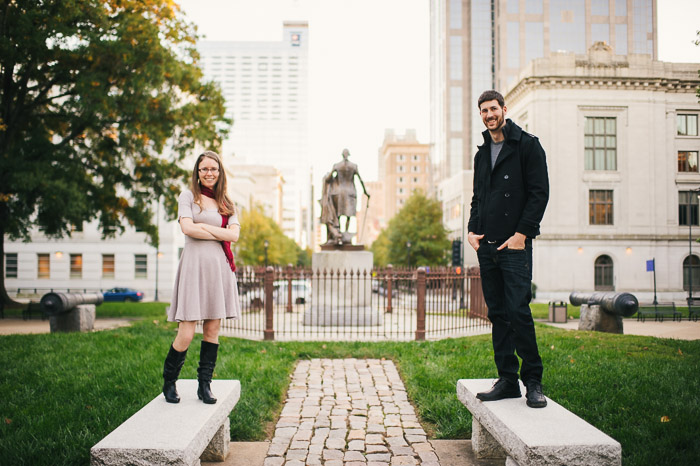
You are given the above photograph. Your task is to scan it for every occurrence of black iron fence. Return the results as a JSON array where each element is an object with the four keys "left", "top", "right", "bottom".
[{"left": 221, "top": 265, "right": 490, "bottom": 341}]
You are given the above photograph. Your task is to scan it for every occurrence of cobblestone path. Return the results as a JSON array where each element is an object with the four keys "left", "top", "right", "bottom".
[{"left": 264, "top": 358, "right": 440, "bottom": 466}]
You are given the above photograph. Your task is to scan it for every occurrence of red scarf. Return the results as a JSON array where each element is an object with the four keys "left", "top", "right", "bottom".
[{"left": 200, "top": 186, "right": 236, "bottom": 272}]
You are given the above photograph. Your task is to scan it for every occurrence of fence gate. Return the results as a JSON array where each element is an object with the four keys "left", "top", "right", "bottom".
[{"left": 219, "top": 265, "right": 490, "bottom": 341}]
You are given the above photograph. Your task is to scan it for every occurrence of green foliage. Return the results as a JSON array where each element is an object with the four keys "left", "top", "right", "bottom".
[
  {"left": 297, "top": 246, "right": 312, "bottom": 267},
  {"left": 378, "top": 189, "right": 451, "bottom": 267},
  {"left": 0, "top": 0, "right": 230, "bottom": 245},
  {"left": 0, "top": 319, "right": 699, "bottom": 466},
  {"left": 370, "top": 228, "right": 390, "bottom": 266},
  {"left": 696, "top": 31, "right": 700, "bottom": 101},
  {"left": 235, "top": 204, "right": 299, "bottom": 266}
]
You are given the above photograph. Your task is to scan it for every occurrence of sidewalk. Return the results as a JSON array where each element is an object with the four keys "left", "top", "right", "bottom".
[
  {"left": 0, "top": 317, "right": 134, "bottom": 335},
  {"left": 541, "top": 318, "right": 700, "bottom": 340},
  {"left": 202, "top": 359, "right": 504, "bottom": 466}
]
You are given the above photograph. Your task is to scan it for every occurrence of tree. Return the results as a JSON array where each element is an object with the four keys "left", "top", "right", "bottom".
[
  {"left": 235, "top": 204, "right": 299, "bottom": 266},
  {"left": 373, "top": 189, "right": 451, "bottom": 267},
  {"left": 370, "top": 228, "right": 390, "bottom": 267},
  {"left": 0, "top": 0, "right": 230, "bottom": 306},
  {"left": 696, "top": 31, "right": 700, "bottom": 101}
]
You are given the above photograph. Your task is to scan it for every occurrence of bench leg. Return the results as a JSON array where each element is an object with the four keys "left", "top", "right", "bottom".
[
  {"left": 200, "top": 419, "right": 230, "bottom": 462},
  {"left": 471, "top": 418, "right": 506, "bottom": 459}
]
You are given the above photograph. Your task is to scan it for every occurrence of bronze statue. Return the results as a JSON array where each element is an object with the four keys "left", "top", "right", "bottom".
[{"left": 321, "top": 149, "right": 369, "bottom": 245}]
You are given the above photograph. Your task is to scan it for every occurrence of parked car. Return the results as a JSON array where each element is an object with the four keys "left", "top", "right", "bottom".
[
  {"left": 103, "top": 287, "right": 144, "bottom": 302},
  {"left": 373, "top": 281, "right": 398, "bottom": 297},
  {"left": 273, "top": 280, "right": 311, "bottom": 304},
  {"left": 375, "top": 284, "right": 398, "bottom": 298}
]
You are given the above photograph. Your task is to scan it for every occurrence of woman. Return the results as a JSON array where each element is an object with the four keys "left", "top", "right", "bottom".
[{"left": 161, "top": 151, "right": 241, "bottom": 404}]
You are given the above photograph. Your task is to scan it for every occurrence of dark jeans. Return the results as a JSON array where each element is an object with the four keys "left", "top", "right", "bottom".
[{"left": 476, "top": 239, "right": 543, "bottom": 384}]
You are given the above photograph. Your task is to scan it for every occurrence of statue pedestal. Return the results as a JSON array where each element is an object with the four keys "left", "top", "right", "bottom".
[{"left": 303, "top": 250, "right": 382, "bottom": 326}]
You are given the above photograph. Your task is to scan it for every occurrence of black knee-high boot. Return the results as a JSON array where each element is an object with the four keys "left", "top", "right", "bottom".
[
  {"left": 197, "top": 341, "right": 219, "bottom": 404},
  {"left": 162, "top": 344, "right": 188, "bottom": 403}
]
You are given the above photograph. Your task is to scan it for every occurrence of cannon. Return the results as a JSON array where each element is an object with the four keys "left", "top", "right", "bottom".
[
  {"left": 569, "top": 292, "right": 638, "bottom": 317},
  {"left": 40, "top": 292, "right": 104, "bottom": 316},
  {"left": 570, "top": 291, "right": 638, "bottom": 334},
  {"left": 40, "top": 292, "right": 103, "bottom": 332}
]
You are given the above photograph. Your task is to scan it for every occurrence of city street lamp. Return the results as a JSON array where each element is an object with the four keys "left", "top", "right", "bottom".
[
  {"left": 264, "top": 240, "right": 269, "bottom": 267},
  {"left": 406, "top": 241, "right": 411, "bottom": 267}
]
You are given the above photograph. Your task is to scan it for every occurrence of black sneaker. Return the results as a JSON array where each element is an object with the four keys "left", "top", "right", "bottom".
[
  {"left": 525, "top": 380, "right": 547, "bottom": 408},
  {"left": 476, "top": 378, "right": 521, "bottom": 401}
]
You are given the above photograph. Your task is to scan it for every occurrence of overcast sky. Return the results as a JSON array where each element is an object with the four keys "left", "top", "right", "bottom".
[{"left": 177, "top": 0, "right": 700, "bottom": 181}]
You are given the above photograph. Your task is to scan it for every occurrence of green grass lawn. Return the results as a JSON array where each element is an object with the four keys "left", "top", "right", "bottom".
[{"left": 1, "top": 309, "right": 698, "bottom": 466}]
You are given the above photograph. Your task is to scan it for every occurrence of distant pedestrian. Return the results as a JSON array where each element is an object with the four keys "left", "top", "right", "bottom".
[
  {"left": 467, "top": 90, "right": 549, "bottom": 408},
  {"left": 161, "top": 151, "right": 241, "bottom": 404}
]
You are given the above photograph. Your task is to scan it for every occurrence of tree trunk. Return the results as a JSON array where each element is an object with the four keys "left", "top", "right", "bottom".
[{"left": 0, "top": 226, "right": 23, "bottom": 309}]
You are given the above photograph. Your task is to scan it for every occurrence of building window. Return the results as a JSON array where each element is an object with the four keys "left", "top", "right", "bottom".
[
  {"left": 679, "top": 151, "right": 699, "bottom": 173},
  {"left": 135, "top": 254, "right": 147, "bottom": 279},
  {"left": 412, "top": 155, "right": 420, "bottom": 162},
  {"left": 679, "top": 191, "right": 700, "bottom": 226},
  {"left": 398, "top": 177, "right": 404, "bottom": 183},
  {"left": 38, "top": 253, "right": 50, "bottom": 279},
  {"left": 412, "top": 166, "right": 420, "bottom": 173},
  {"left": 4, "top": 253, "right": 17, "bottom": 278},
  {"left": 683, "top": 255, "right": 700, "bottom": 291},
  {"left": 594, "top": 255, "right": 614, "bottom": 291},
  {"left": 584, "top": 117, "right": 617, "bottom": 170},
  {"left": 70, "top": 254, "right": 82, "bottom": 279},
  {"left": 397, "top": 154, "right": 404, "bottom": 161},
  {"left": 398, "top": 165, "right": 405, "bottom": 173},
  {"left": 589, "top": 190, "right": 613, "bottom": 225},
  {"left": 678, "top": 114, "right": 698, "bottom": 136},
  {"left": 398, "top": 188, "right": 404, "bottom": 195},
  {"left": 102, "top": 254, "right": 115, "bottom": 279},
  {"left": 413, "top": 177, "right": 419, "bottom": 183}
]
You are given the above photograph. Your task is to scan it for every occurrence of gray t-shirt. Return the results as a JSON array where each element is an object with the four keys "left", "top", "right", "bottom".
[{"left": 491, "top": 140, "right": 504, "bottom": 168}]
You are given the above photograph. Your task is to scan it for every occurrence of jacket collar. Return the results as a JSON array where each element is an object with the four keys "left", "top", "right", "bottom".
[{"left": 479, "top": 119, "right": 521, "bottom": 147}]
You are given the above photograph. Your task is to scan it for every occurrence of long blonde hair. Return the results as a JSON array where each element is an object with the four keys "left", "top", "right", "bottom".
[{"left": 190, "top": 151, "right": 236, "bottom": 216}]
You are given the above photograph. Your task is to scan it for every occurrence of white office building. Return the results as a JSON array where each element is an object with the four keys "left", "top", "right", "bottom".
[
  {"left": 3, "top": 208, "right": 183, "bottom": 302},
  {"left": 505, "top": 45, "right": 700, "bottom": 301},
  {"left": 431, "top": 0, "right": 657, "bottom": 244}
]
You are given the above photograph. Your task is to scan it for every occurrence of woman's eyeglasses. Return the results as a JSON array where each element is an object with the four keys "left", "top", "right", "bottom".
[{"left": 198, "top": 168, "right": 219, "bottom": 174}]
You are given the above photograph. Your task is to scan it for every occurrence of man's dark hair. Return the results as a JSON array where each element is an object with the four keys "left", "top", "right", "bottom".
[{"left": 477, "top": 90, "right": 505, "bottom": 109}]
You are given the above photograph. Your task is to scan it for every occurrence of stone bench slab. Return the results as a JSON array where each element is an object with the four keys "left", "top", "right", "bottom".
[
  {"left": 457, "top": 379, "right": 621, "bottom": 466},
  {"left": 91, "top": 379, "right": 240, "bottom": 466}
]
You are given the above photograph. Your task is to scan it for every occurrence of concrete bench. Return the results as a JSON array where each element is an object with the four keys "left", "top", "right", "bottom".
[
  {"left": 91, "top": 379, "right": 240, "bottom": 466},
  {"left": 457, "top": 379, "right": 621, "bottom": 466}
]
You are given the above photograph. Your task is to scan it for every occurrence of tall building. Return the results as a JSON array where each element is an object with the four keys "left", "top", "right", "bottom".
[
  {"left": 505, "top": 45, "right": 699, "bottom": 300},
  {"left": 198, "top": 22, "right": 311, "bottom": 247},
  {"left": 377, "top": 129, "right": 432, "bottom": 222}
]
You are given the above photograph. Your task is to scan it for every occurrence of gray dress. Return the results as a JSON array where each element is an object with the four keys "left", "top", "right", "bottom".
[{"left": 168, "top": 190, "right": 241, "bottom": 322}]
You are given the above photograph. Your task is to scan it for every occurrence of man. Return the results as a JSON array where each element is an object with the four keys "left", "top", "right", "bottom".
[{"left": 467, "top": 90, "right": 549, "bottom": 408}]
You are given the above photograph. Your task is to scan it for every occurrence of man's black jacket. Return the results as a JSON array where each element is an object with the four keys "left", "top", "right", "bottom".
[{"left": 468, "top": 119, "right": 549, "bottom": 241}]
